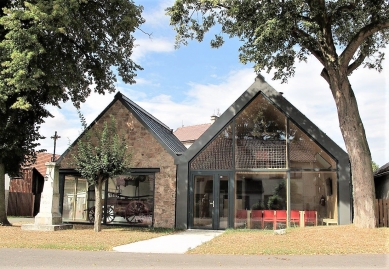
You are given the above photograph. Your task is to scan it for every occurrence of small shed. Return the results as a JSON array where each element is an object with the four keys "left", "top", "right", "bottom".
[
  {"left": 7, "top": 152, "right": 55, "bottom": 216},
  {"left": 374, "top": 162, "right": 389, "bottom": 199}
]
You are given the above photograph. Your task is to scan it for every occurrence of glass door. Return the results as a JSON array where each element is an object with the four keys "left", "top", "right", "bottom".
[{"left": 192, "top": 173, "right": 229, "bottom": 229}]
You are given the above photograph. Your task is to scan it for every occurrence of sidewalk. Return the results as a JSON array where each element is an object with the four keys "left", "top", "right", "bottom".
[
  {"left": 8, "top": 217, "right": 224, "bottom": 254},
  {"left": 113, "top": 229, "right": 225, "bottom": 254}
]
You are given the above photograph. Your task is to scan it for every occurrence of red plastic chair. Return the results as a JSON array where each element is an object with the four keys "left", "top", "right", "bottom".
[
  {"left": 304, "top": 210, "right": 317, "bottom": 226},
  {"left": 235, "top": 209, "right": 248, "bottom": 228},
  {"left": 262, "top": 210, "right": 275, "bottom": 229},
  {"left": 275, "top": 210, "right": 287, "bottom": 229},
  {"left": 250, "top": 210, "right": 262, "bottom": 229},
  {"left": 290, "top": 210, "right": 300, "bottom": 227}
]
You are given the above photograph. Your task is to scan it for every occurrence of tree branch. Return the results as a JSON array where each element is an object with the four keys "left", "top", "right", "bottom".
[
  {"left": 340, "top": 20, "right": 389, "bottom": 68},
  {"left": 291, "top": 28, "right": 325, "bottom": 66}
]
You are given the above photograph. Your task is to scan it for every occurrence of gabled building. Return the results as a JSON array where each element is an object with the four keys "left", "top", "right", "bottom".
[
  {"left": 54, "top": 75, "right": 352, "bottom": 230},
  {"left": 56, "top": 92, "right": 186, "bottom": 228},
  {"left": 174, "top": 123, "right": 212, "bottom": 148},
  {"left": 175, "top": 75, "right": 351, "bottom": 229}
]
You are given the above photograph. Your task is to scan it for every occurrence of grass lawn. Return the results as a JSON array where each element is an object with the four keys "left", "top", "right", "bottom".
[
  {"left": 0, "top": 220, "right": 174, "bottom": 251},
  {"left": 1, "top": 219, "right": 388, "bottom": 254},
  {"left": 189, "top": 225, "right": 389, "bottom": 255}
]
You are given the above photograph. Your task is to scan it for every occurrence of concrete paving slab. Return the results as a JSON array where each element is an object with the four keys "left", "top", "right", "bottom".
[{"left": 113, "top": 229, "right": 224, "bottom": 254}]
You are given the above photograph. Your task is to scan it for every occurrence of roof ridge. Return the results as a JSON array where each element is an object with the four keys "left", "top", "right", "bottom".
[
  {"left": 175, "top": 123, "right": 212, "bottom": 129},
  {"left": 120, "top": 94, "right": 171, "bottom": 131}
]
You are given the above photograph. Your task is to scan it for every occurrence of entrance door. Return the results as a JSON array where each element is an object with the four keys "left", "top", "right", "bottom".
[{"left": 192, "top": 173, "right": 229, "bottom": 229}]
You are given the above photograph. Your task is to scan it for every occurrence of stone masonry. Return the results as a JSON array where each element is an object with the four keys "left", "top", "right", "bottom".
[{"left": 59, "top": 100, "right": 177, "bottom": 228}]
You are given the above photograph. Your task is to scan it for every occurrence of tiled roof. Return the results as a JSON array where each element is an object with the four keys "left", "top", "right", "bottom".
[
  {"left": 375, "top": 162, "right": 389, "bottom": 177},
  {"left": 174, "top": 123, "right": 212, "bottom": 142},
  {"left": 24, "top": 152, "right": 60, "bottom": 176},
  {"left": 120, "top": 94, "right": 187, "bottom": 154}
]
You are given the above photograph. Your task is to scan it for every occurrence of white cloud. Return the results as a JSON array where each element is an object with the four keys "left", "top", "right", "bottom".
[
  {"left": 132, "top": 37, "right": 174, "bottom": 62},
  {"left": 140, "top": 0, "right": 174, "bottom": 27}
]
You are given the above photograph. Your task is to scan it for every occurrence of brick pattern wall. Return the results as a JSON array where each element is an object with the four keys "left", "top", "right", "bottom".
[{"left": 60, "top": 100, "right": 177, "bottom": 228}]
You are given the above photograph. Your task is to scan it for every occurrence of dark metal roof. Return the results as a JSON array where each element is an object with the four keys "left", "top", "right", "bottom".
[
  {"left": 375, "top": 162, "right": 389, "bottom": 177},
  {"left": 118, "top": 93, "right": 187, "bottom": 155},
  {"left": 57, "top": 92, "right": 186, "bottom": 165}
]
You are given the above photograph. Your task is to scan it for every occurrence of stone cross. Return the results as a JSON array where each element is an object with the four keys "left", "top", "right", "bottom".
[{"left": 51, "top": 131, "right": 61, "bottom": 161}]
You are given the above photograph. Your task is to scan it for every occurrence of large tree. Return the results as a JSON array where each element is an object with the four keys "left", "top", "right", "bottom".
[
  {"left": 167, "top": 0, "right": 389, "bottom": 228},
  {"left": 0, "top": 0, "right": 144, "bottom": 225},
  {"left": 72, "top": 113, "right": 130, "bottom": 232}
]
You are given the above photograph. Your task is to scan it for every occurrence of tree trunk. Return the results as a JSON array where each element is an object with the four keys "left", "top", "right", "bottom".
[
  {"left": 94, "top": 177, "right": 103, "bottom": 232},
  {"left": 326, "top": 69, "right": 376, "bottom": 228},
  {"left": 0, "top": 162, "right": 11, "bottom": 226}
]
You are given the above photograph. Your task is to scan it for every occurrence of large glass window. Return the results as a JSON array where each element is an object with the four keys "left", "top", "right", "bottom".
[
  {"left": 235, "top": 173, "right": 286, "bottom": 229},
  {"left": 289, "top": 121, "right": 336, "bottom": 169},
  {"left": 104, "top": 174, "right": 155, "bottom": 226},
  {"left": 191, "top": 125, "right": 233, "bottom": 170},
  {"left": 235, "top": 94, "right": 287, "bottom": 169},
  {"left": 290, "top": 171, "right": 337, "bottom": 225},
  {"left": 63, "top": 176, "right": 88, "bottom": 221},
  {"left": 62, "top": 173, "right": 155, "bottom": 227}
]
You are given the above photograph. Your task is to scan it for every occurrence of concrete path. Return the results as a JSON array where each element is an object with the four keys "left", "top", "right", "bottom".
[{"left": 113, "top": 229, "right": 225, "bottom": 253}]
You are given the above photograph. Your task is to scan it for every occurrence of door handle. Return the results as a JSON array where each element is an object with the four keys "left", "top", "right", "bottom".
[{"left": 210, "top": 201, "right": 214, "bottom": 207}]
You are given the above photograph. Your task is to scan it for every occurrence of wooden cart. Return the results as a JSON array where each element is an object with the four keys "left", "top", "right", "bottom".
[{"left": 87, "top": 192, "right": 152, "bottom": 224}]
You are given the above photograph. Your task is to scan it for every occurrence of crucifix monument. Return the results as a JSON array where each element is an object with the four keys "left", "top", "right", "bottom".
[{"left": 22, "top": 131, "right": 72, "bottom": 231}]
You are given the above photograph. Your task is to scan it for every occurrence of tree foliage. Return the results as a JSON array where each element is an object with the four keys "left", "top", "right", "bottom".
[
  {"left": 72, "top": 112, "right": 131, "bottom": 232},
  {"left": 167, "top": 0, "right": 389, "bottom": 228},
  {"left": 168, "top": 0, "right": 388, "bottom": 82},
  {"left": 372, "top": 161, "right": 380, "bottom": 173},
  {"left": 0, "top": 0, "right": 143, "bottom": 226}
]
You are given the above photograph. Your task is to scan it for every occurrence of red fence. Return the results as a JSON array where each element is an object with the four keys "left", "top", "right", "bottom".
[{"left": 375, "top": 199, "right": 389, "bottom": 227}]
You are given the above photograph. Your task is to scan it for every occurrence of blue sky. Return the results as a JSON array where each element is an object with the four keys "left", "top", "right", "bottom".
[{"left": 38, "top": 0, "right": 389, "bottom": 166}]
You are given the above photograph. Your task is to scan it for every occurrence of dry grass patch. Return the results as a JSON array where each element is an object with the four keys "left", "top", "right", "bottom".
[
  {"left": 189, "top": 225, "right": 389, "bottom": 255},
  {"left": 0, "top": 223, "right": 174, "bottom": 251}
]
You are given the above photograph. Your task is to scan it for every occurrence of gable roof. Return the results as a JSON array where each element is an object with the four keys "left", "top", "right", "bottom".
[
  {"left": 57, "top": 92, "right": 186, "bottom": 165},
  {"left": 375, "top": 162, "right": 389, "bottom": 177},
  {"left": 174, "top": 123, "right": 212, "bottom": 142},
  {"left": 21, "top": 152, "right": 60, "bottom": 177},
  {"left": 177, "top": 74, "right": 349, "bottom": 165},
  {"left": 119, "top": 93, "right": 186, "bottom": 155}
]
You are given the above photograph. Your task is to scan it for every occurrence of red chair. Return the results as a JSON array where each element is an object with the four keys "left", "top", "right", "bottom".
[
  {"left": 304, "top": 210, "right": 317, "bottom": 226},
  {"left": 275, "top": 210, "right": 287, "bottom": 229},
  {"left": 262, "top": 210, "right": 275, "bottom": 229},
  {"left": 235, "top": 209, "right": 248, "bottom": 228},
  {"left": 250, "top": 210, "right": 262, "bottom": 229},
  {"left": 290, "top": 210, "right": 300, "bottom": 227}
]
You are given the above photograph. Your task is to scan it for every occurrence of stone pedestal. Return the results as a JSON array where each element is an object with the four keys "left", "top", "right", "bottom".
[{"left": 22, "top": 162, "right": 72, "bottom": 231}]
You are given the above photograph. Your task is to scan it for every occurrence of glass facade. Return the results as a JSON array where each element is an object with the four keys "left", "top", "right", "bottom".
[
  {"left": 61, "top": 173, "right": 155, "bottom": 227},
  {"left": 190, "top": 93, "right": 338, "bottom": 229}
]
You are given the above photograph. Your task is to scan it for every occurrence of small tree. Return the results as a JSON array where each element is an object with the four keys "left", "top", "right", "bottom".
[
  {"left": 72, "top": 113, "right": 130, "bottom": 232},
  {"left": 372, "top": 161, "right": 379, "bottom": 173}
]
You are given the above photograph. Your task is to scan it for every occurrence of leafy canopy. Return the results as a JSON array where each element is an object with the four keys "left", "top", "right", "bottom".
[
  {"left": 72, "top": 113, "right": 130, "bottom": 185},
  {"left": 167, "top": 0, "right": 389, "bottom": 83},
  {"left": 0, "top": 0, "right": 143, "bottom": 172},
  {"left": 0, "top": 0, "right": 144, "bottom": 110}
]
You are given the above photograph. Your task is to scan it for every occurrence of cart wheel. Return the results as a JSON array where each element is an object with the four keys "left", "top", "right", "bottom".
[
  {"left": 125, "top": 201, "right": 144, "bottom": 223},
  {"left": 105, "top": 206, "right": 115, "bottom": 223},
  {"left": 88, "top": 207, "right": 96, "bottom": 223}
]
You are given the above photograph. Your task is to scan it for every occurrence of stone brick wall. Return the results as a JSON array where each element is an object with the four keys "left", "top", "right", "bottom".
[{"left": 59, "top": 100, "right": 177, "bottom": 228}]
